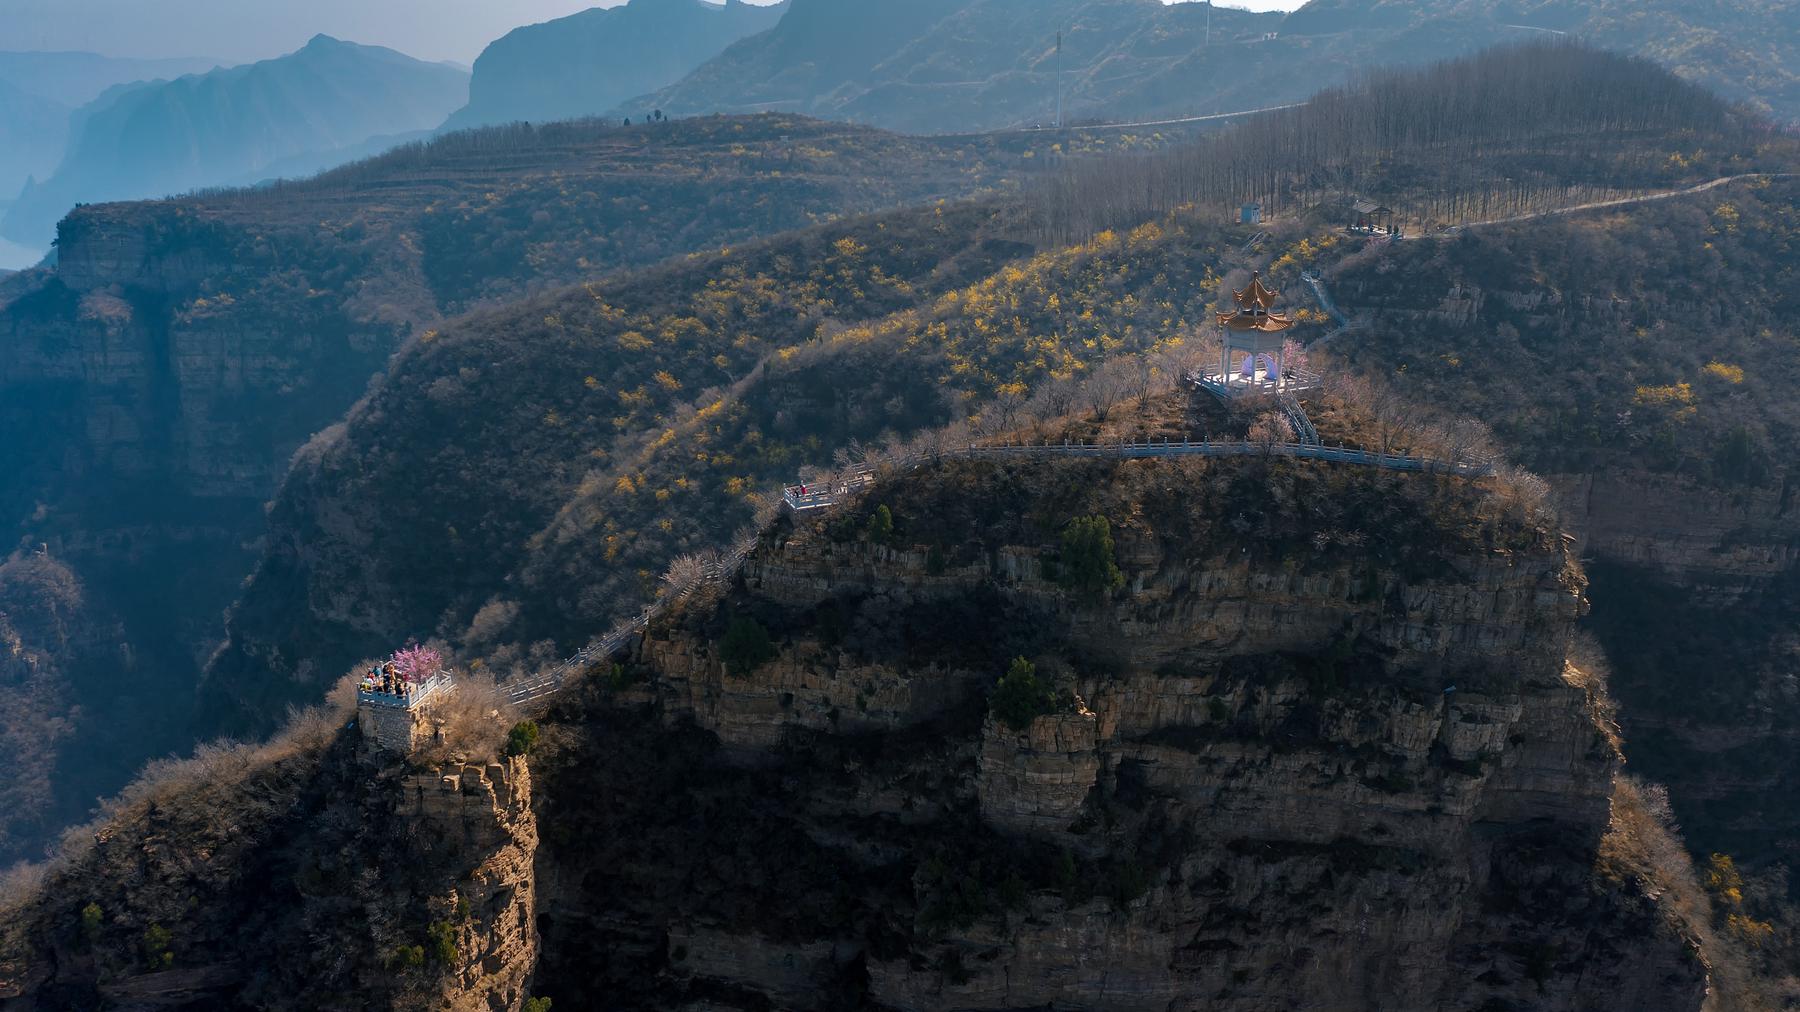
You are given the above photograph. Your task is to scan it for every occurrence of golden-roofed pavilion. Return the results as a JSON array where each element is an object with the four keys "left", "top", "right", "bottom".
[
  {"left": 1195, "top": 271, "right": 1319, "bottom": 398},
  {"left": 1217, "top": 272, "right": 1294, "bottom": 333}
]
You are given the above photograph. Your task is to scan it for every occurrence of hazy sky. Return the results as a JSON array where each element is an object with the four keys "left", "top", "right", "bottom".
[{"left": 0, "top": 0, "right": 1307, "bottom": 66}]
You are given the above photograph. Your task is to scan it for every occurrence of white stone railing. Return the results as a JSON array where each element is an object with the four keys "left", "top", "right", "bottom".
[
  {"left": 357, "top": 670, "right": 453, "bottom": 711},
  {"left": 783, "top": 465, "right": 876, "bottom": 512},
  {"left": 500, "top": 537, "right": 759, "bottom": 711},
  {"left": 1191, "top": 368, "right": 1323, "bottom": 400}
]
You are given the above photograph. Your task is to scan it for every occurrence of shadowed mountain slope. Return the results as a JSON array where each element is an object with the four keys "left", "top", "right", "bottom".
[
  {"left": 0, "top": 35, "right": 469, "bottom": 247},
  {"left": 621, "top": 0, "right": 1800, "bottom": 133},
  {"left": 0, "top": 112, "right": 1028, "bottom": 868},
  {"left": 202, "top": 44, "right": 1783, "bottom": 726},
  {"left": 442, "top": 0, "right": 788, "bottom": 132}
]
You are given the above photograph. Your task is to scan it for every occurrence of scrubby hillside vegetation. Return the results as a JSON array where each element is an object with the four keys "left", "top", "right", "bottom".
[
  {"left": 190, "top": 45, "right": 1800, "bottom": 997},
  {"left": 1034, "top": 41, "right": 1785, "bottom": 241},
  {"left": 2, "top": 29, "right": 1798, "bottom": 1006},
  {"left": 1327, "top": 179, "right": 1800, "bottom": 483},
  {"left": 202, "top": 199, "right": 1041, "bottom": 726},
  {"left": 1282, "top": 0, "right": 1800, "bottom": 122},
  {"left": 0, "top": 555, "right": 103, "bottom": 860},
  {"left": 206, "top": 42, "right": 1790, "bottom": 726},
  {"left": 0, "top": 681, "right": 543, "bottom": 1011},
  {"left": 1312, "top": 176, "right": 1800, "bottom": 994},
  {"left": 624, "top": 0, "right": 1287, "bottom": 131},
  {"left": 0, "top": 113, "right": 1030, "bottom": 868},
  {"left": 53, "top": 112, "right": 1028, "bottom": 317}
]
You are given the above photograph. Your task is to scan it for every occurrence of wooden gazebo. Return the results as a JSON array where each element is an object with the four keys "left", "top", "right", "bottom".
[{"left": 1350, "top": 198, "right": 1393, "bottom": 234}]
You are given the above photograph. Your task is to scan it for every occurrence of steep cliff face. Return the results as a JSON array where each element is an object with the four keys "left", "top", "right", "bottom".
[
  {"left": 0, "top": 453, "right": 1718, "bottom": 1009},
  {"left": 1320, "top": 191, "right": 1800, "bottom": 972},
  {"left": 0, "top": 209, "right": 408, "bottom": 860},
  {"left": 4, "top": 209, "right": 408, "bottom": 505},
  {"left": 1551, "top": 467, "right": 1799, "bottom": 604},
  {"left": 526, "top": 455, "right": 1706, "bottom": 1010},
  {"left": 401, "top": 758, "right": 541, "bottom": 1012},
  {"left": 0, "top": 717, "right": 540, "bottom": 1011}
]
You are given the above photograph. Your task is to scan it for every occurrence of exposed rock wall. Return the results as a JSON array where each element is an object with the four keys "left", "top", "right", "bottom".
[
  {"left": 0, "top": 265, "right": 395, "bottom": 501},
  {"left": 54, "top": 214, "right": 227, "bottom": 295},
  {"left": 403, "top": 758, "right": 541, "bottom": 1012},
  {"left": 613, "top": 508, "right": 1703, "bottom": 1011},
  {"left": 0, "top": 736, "right": 541, "bottom": 1011},
  {"left": 976, "top": 710, "right": 1101, "bottom": 838},
  {"left": 740, "top": 530, "right": 1581, "bottom": 680},
  {"left": 361, "top": 699, "right": 429, "bottom": 753},
  {"left": 1551, "top": 467, "right": 1799, "bottom": 602}
]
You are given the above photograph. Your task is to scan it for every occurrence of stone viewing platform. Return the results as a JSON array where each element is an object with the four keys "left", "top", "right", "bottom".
[
  {"left": 356, "top": 671, "right": 452, "bottom": 710},
  {"left": 358, "top": 671, "right": 453, "bottom": 753}
]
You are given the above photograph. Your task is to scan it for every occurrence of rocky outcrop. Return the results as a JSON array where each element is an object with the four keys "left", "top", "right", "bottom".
[
  {"left": 404, "top": 758, "right": 541, "bottom": 1012},
  {"left": 53, "top": 213, "right": 227, "bottom": 295},
  {"left": 976, "top": 709, "right": 1101, "bottom": 838},
  {"left": 0, "top": 730, "right": 542, "bottom": 1011},
  {"left": 0, "top": 255, "right": 400, "bottom": 500},
  {"left": 610, "top": 461, "right": 1704, "bottom": 1011}
]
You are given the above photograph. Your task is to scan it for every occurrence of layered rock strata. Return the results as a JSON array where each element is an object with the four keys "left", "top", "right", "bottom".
[{"left": 601, "top": 459, "right": 1705, "bottom": 1011}]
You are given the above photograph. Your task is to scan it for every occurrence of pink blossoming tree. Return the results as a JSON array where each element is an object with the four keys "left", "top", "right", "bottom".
[{"left": 391, "top": 644, "right": 443, "bottom": 685}]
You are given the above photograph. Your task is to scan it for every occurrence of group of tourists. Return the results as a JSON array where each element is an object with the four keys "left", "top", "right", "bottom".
[
  {"left": 359, "top": 644, "right": 445, "bottom": 701},
  {"left": 360, "top": 661, "right": 411, "bottom": 698}
]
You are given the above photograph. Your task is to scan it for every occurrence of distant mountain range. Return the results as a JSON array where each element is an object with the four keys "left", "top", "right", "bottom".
[
  {"left": 1281, "top": 0, "right": 1800, "bottom": 121},
  {"left": 0, "top": 51, "right": 221, "bottom": 201},
  {"left": 622, "top": 0, "right": 1293, "bottom": 132},
  {"left": 6, "top": 0, "right": 1796, "bottom": 244},
  {"left": 607, "top": 0, "right": 1800, "bottom": 133},
  {"left": 8, "top": 0, "right": 1792, "bottom": 254},
  {"left": 0, "top": 36, "right": 467, "bottom": 247},
  {"left": 442, "top": 0, "right": 787, "bottom": 132},
  {"left": 0, "top": 50, "right": 221, "bottom": 108},
  {"left": 0, "top": 79, "right": 65, "bottom": 205}
]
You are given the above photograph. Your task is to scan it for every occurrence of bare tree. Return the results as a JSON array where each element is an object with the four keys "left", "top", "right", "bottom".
[
  {"left": 1033, "top": 374, "right": 1080, "bottom": 421},
  {"left": 661, "top": 554, "right": 709, "bottom": 599},
  {"left": 991, "top": 383, "right": 1029, "bottom": 432},
  {"left": 1248, "top": 411, "right": 1294, "bottom": 452},
  {"left": 1082, "top": 360, "right": 1132, "bottom": 422}
]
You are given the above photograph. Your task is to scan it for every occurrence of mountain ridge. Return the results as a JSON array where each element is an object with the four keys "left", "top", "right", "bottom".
[
  {"left": 0, "top": 35, "right": 468, "bottom": 247},
  {"left": 442, "top": 0, "right": 788, "bottom": 132},
  {"left": 607, "top": 0, "right": 1800, "bottom": 132},
  {"left": 0, "top": 111, "right": 1030, "bottom": 865}
]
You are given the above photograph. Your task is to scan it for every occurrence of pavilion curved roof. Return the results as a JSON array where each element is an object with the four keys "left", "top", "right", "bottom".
[{"left": 1216, "top": 271, "right": 1294, "bottom": 333}]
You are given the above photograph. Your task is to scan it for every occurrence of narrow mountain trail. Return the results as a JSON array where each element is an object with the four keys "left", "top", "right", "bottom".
[
  {"left": 1445, "top": 172, "right": 1793, "bottom": 232},
  {"left": 1302, "top": 173, "right": 1793, "bottom": 342}
]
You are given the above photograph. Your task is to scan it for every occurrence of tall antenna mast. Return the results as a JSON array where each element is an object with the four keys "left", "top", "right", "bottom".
[{"left": 1055, "top": 30, "right": 1063, "bottom": 129}]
